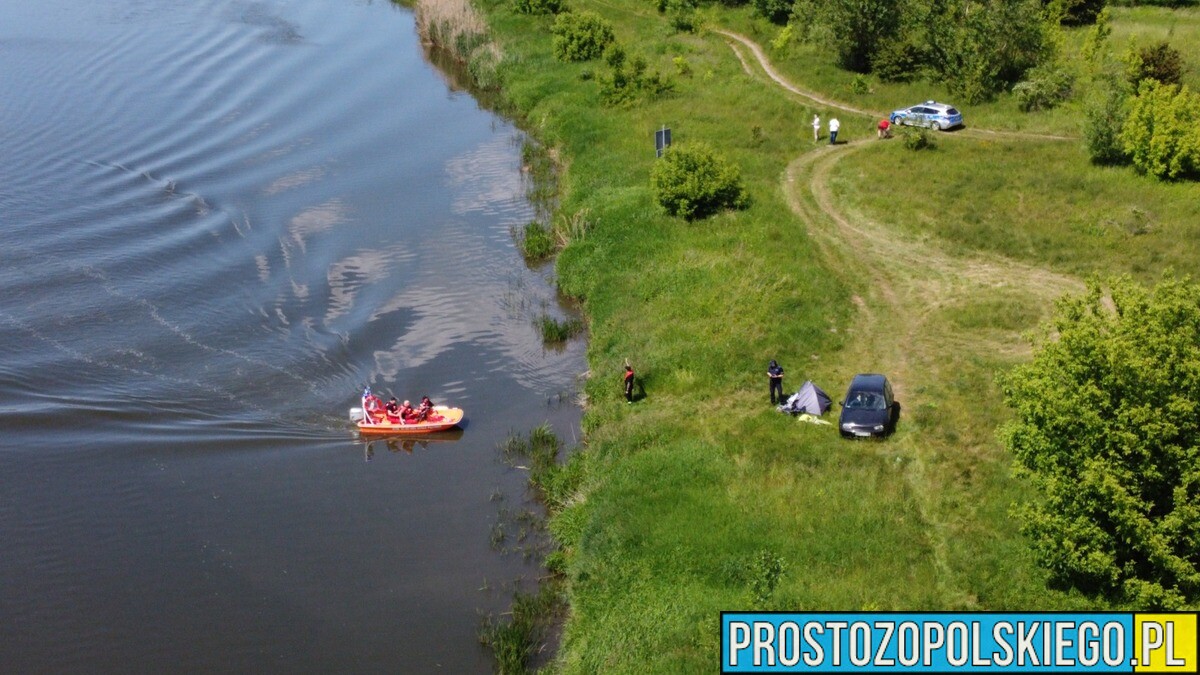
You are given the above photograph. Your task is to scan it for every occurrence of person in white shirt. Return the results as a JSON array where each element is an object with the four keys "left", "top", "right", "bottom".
[
  {"left": 829, "top": 117, "right": 840, "bottom": 145},
  {"left": 812, "top": 114, "right": 820, "bottom": 142}
]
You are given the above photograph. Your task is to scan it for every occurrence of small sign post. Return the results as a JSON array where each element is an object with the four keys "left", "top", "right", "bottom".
[{"left": 654, "top": 125, "right": 671, "bottom": 158}]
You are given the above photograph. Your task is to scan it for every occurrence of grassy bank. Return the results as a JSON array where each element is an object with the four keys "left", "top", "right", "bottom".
[{"left": 438, "top": 0, "right": 1200, "bottom": 670}]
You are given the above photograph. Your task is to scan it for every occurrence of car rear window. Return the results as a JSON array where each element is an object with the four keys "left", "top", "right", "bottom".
[{"left": 947, "top": 108, "right": 960, "bottom": 115}]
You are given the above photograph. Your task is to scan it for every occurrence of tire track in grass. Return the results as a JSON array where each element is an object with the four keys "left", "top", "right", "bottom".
[
  {"left": 724, "top": 31, "right": 1086, "bottom": 601},
  {"left": 786, "top": 139, "right": 1087, "bottom": 607},
  {"left": 715, "top": 29, "right": 1076, "bottom": 141}
]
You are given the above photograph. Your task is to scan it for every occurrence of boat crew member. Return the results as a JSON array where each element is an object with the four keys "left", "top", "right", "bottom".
[
  {"left": 416, "top": 396, "right": 434, "bottom": 421},
  {"left": 385, "top": 397, "right": 401, "bottom": 423},
  {"left": 361, "top": 388, "right": 383, "bottom": 425}
]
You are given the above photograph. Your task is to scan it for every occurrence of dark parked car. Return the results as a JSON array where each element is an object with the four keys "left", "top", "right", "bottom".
[{"left": 838, "top": 374, "right": 899, "bottom": 438}]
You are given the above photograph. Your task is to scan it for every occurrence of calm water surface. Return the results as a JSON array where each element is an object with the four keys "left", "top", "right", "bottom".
[{"left": 0, "top": 0, "right": 583, "bottom": 671}]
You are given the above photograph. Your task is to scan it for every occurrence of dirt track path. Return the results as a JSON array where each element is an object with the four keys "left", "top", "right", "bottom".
[
  {"left": 714, "top": 29, "right": 1076, "bottom": 142},
  {"left": 722, "top": 29, "right": 1086, "bottom": 602}
]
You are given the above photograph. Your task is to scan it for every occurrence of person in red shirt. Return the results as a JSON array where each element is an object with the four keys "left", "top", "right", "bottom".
[
  {"left": 623, "top": 365, "right": 635, "bottom": 403},
  {"left": 877, "top": 118, "right": 892, "bottom": 139}
]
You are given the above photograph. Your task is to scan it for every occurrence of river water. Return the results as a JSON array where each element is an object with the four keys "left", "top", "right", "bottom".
[{"left": 0, "top": 0, "right": 584, "bottom": 671}]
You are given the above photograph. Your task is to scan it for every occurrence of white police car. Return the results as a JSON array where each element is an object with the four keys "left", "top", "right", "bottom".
[{"left": 889, "top": 101, "right": 963, "bottom": 131}]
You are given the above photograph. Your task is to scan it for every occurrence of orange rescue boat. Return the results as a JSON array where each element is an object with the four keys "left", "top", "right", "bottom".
[{"left": 354, "top": 405, "right": 464, "bottom": 434}]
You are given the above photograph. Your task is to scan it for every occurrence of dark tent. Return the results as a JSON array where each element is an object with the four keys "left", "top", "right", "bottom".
[{"left": 779, "top": 380, "right": 832, "bottom": 415}]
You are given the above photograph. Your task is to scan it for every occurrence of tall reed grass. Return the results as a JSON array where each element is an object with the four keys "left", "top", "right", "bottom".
[{"left": 411, "top": 0, "right": 502, "bottom": 86}]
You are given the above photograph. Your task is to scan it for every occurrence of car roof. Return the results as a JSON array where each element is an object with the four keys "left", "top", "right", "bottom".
[
  {"left": 848, "top": 373, "right": 889, "bottom": 391},
  {"left": 895, "top": 101, "right": 955, "bottom": 112}
]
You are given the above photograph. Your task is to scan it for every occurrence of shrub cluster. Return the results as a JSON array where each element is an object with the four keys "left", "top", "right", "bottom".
[
  {"left": 598, "top": 45, "right": 674, "bottom": 106},
  {"left": 1126, "top": 41, "right": 1185, "bottom": 88},
  {"left": 514, "top": 0, "right": 566, "bottom": 14},
  {"left": 1013, "top": 64, "right": 1075, "bottom": 111},
  {"left": 551, "top": 11, "right": 615, "bottom": 61},
  {"left": 649, "top": 142, "right": 748, "bottom": 220},
  {"left": 1083, "top": 78, "right": 1130, "bottom": 165},
  {"left": 1120, "top": 80, "right": 1200, "bottom": 180},
  {"left": 901, "top": 127, "right": 937, "bottom": 150}
]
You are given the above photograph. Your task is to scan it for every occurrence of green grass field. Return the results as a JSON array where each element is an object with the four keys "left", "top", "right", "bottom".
[
  {"left": 828, "top": 136, "right": 1200, "bottom": 280},
  {"left": 466, "top": 0, "right": 1200, "bottom": 670}
]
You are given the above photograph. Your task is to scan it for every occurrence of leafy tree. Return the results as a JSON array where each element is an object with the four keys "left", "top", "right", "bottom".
[
  {"left": 551, "top": 11, "right": 616, "bottom": 62},
  {"left": 1000, "top": 275, "right": 1200, "bottom": 608},
  {"left": 1083, "top": 76, "right": 1130, "bottom": 165},
  {"left": 1013, "top": 63, "right": 1075, "bottom": 112},
  {"left": 597, "top": 45, "right": 674, "bottom": 106},
  {"left": 793, "top": 0, "right": 902, "bottom": 72},
  {"left": 514, "top": 0, "right": 566, "bottom": 15},
  {"left": 871, "top": 34, "right": 927, "bottom": 82},
  {"left": 1120, "top": 80, "right": 1200, "bottom": 180},
  {"left": 650, "top": 143, "right": 748, "bottom": 220},
  {"left": 927, "top": 0, "right": 1051, "bottom": 102},
  {"left": 753, "top": 0, "right": 794, "bottom": 24},
  {"left": 1127, "top": 41, "right": 1186, "bottom": 88},
  {"left": 1046, "top": 0, "right": 1106, "bottom": 25},
  {"left": 1080, "top": 8, "right": 1112, "bottom": 66}
]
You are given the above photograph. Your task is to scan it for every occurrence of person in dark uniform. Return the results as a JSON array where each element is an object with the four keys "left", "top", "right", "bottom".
[
  {"left": 623, "top": 365, "right": 635, "bottom": 403},
  {"left": 385, "top": 397, "right": 401, "bottom": 423},
  {"left": 768, "top": 359, "right": 784, "bottom": 405}
]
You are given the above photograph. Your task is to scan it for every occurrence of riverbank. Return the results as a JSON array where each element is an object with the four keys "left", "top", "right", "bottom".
[{"left": 447, "top": 0, "right": 1200, "bottom": 670}]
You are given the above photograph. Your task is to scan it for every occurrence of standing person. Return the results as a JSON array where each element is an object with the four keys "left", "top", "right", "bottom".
[
  {"left": 812, "top": 114, "right": 821, "bottom": 142},
  {"left": 623, "top": 365, "right": 635, "bottom": 404},
  {"left": 829, "top": 117, "right": 840, "bottom": 145},
  {"left": 361, "top": 387, "right": 382, "bottom": 425},
  {"left": 767, "top": 360, "right": 785, "bottom": 405}
]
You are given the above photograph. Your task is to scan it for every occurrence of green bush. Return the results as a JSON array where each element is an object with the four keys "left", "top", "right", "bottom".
[
  {"left": 753, "top": 0, "right": 794, "bottom": 24},
  {"left": 1083, "top": 79, "right": 1130, "bottom": 165},
  {"left": 1013, "top": 64, "right": 1075, "bottom": 112},
  {"left": 1126, "top": 41, "right": 1185, "bottom": 87},
  {"left": 871, "top": 36, "right": 926, "bottom": 82},
  {"left": 551, "top": 11, "right": 615, "bottom": 62},
  {"left": 514, "top": 0, "right": 566, "bottom": 14},
  {"left": 657, "top": 0, "right": 699, "bottom": 31},
  {"left": 1053, "top": 0, "right": 1106, "bottom": 25},
  {"left": 901, "top": 127, "right": 936, "bottom": 151},
  {"left": 649, "top": 142, "right": 749, "bottom": 220},
  {"left": 1120, "top": 80, "right": 1200, "bottom": 180},
  {"left": 1000, "top": 276, "right": 1200, "bottom": 607},
  {"left": 598, "top": 46, "right": 674, "bottom": 106}
]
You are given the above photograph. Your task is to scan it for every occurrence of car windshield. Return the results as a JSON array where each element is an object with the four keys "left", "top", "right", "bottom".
[{"left": 845, "top": 392, "right": 887, "bottom": 410}]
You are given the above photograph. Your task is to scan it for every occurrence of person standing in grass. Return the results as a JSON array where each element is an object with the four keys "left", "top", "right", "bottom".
[
  {"left": 768, "top": 359, "right": 785, "bottom": 405},
  {"left": 623, "top": 365, "right": 635, "bottom": 403},
  {"left": 812, "top": 114, "right": 821, "bottom": 142},
  {"left": 829, "top": 117, "right": 840, "bottom": 145}
]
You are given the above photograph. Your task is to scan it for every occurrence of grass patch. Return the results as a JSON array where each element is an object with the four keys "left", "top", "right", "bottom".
[
  {"left": 518, "top": 220, "right": 555, "bottom": 261},
  {"left": 827, "top": 137, "right": 1200, "bottom": 281},
  {"left": 479, "top": 583, "right": 565, "bottom": 674},
  {"left": 535, "top": 313, "right": 585, "bottom": 343}
]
